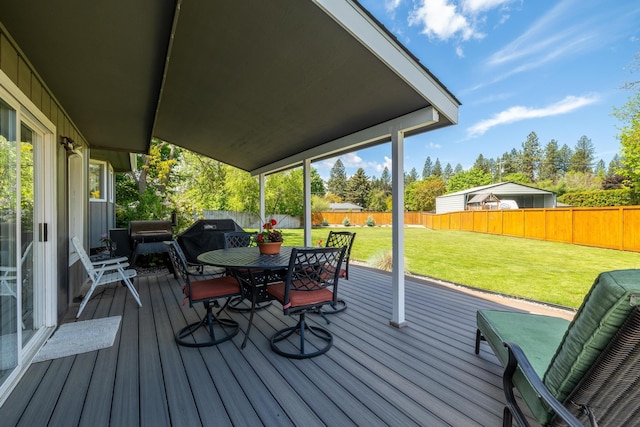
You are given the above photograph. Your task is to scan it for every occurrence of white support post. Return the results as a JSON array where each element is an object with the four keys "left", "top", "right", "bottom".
[
  {"left": 390, "top": 128, "right": 407, "bottom": 328},
  {"left": 259, "top": 173, "right": 266, "bottom": 229},
  {"left": 303, "top": 159, "right": 312, "bottom": 247}
]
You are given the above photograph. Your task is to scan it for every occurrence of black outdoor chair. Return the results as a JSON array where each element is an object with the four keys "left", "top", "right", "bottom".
[
  {"left": 222, "top": 231, "right": 273, "bottom": 313},
  {"left": 166, "top": 241, "right": 241, "bottom": 347},
  {"left": 320, "top": 231, "right": 356, "bottom": 315},
  {"left": 267, "top": 246, "right": 345, "bottom": 359}
]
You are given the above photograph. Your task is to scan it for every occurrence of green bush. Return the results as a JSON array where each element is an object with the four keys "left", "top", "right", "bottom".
[
  {"left": 322, "top": 218, "right": 329, "bottom": 226},
  {"left": 558, "top": 188, "right": 632, "bottom": 207},
  {"left": 343, "top": 216, "right": 351, "bottom": 227},
  {"left": 365, "top": 215, "right": 375, "bottom": 227}
]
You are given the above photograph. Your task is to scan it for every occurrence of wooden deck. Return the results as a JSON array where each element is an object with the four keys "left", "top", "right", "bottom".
[{"left": 0, "top": 265, "right": 570, "bottom": 426}]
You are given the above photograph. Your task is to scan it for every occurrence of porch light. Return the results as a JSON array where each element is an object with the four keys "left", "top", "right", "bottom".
[{"left": 60, "top": 136, "right": 81, "bottom": 157}]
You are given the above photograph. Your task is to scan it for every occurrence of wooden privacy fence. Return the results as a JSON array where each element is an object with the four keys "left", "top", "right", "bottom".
[
  {"left": 421, "top": 206, "right": 640, "bottom": 253},
  {"left": 318, "top": 207, "right": 640, "bottom": 253}
]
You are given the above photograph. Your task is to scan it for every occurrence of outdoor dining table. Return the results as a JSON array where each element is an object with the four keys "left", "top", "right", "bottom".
[{"left": 197, "top": 246, "right": 296, "bottom": 348}]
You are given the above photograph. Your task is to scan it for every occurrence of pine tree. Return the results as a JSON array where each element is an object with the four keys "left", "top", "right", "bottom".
[
  {"left": 327, "top": 159, "right": 347, "bottom": 200},
  {"left": 521, "top": 131, "right": 541, "bottom": 181},
  {"left": 432, "top": 159, "right": 442, "bottom": 176},
  {"left": 539, "top": 139, "right": 560, "bottom": 182},
  {"left": 570, "top": 135, "right": 595, "bottom": 173},
  {"left": 443, "top": 163, "right": 453, "bottom": 182},
  {"left": 345, "top": 168, "right": 371, "bottom": 208},
  {"left": 422, "top": 156, "right": 433, "bottom": 179}
]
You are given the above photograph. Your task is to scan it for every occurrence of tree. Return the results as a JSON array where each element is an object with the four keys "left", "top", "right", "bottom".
[
  {"left": 379, "top": 166, "right": 392, "bottom": 192},
  {"left": 613, "top": 90, "right": 640, "bottom": 194},
  {"left": 310, "top": 168, "right": 325, "bottom": 197},
  {"left": 454, "top": 163, "right": 463, "bottom": 174},
  {"left": 539, "top": 139, "right": 560, "bottom": 182},
  {"left": 405, "top": 167, "right": 419, "bottom": 185},
  {"left": 521, "top": 131, "right": 541, "bottom": 181},
  {"left": 473, "top": 154, "right": 491, "bottom": 174},
  {"left": 422, "top": 156, "right": 433, "bottom": 179},
  {"left": 368, "top": 189, "right": 388, "bottom": 212},
  {"left": 446, "top": 168, "right": 492, "bottom": 193},
  {"left": 327, "top": 159, "right": 347, "bottom": 200},
  {"left": 607, "top": 154, "right": 623, "bottom": 177},
  {"left": 405, "top": 177, "right": 446, "bottom": 211},
  {"left": 443, "top": 163, "right": 453, "bottom": 182},
  {"left": 432, "top": 159, "right": 442, "bottom": 176},
  {"left": 346, "top": 168, "right": 371, "bottom": 208},
  {"left": 570, "top": 135, "right": 595, "bottom": 173},
  {"left": 558, "top": 144, "right": 573, "bottom": 176}
]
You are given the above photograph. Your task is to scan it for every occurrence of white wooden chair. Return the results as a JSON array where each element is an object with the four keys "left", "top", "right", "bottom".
[
  {"left": 71, "top": 236, "right": 142, "bottom": 318},
  {"left": 0, "top": 241, "right": 32, "bottom": 328}
]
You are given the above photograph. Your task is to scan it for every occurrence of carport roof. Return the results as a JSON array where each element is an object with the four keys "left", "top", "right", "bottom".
[{"left": 1, "top": 0, "right": 459, "bottom": 174}]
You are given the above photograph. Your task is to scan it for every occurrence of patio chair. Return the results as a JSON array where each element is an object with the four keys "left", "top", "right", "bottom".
[
  {"left": 71, "top": 236, "right": 142, "bottom": 318},
  {"left": 267, "top": 246, "right": 345, "bottom": 359},
  {"left": 166, "top": 241, "right": 240, "bottom": 347},
  {"left": 321, "top": 230, "right": 355, "bottom": 315},
  {"left": 0, "top": 241, "right": 32, "bottom": 328},
  {"left": 222, "top": 231, "right": 273, "bottom": 312},
  {"left": 474, "top": 269, "right": 640, "bottom": 427}
]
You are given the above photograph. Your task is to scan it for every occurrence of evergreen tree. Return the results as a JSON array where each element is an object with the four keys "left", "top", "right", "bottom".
[
  {"left": 405, "top": 167, "right": 419, "bottom": 185},
  {"left": 594, "top": 159, "right": 606, "bottom": 176},
  {"left": 432, "top": 159, "right": 442, "bottom": 176},
  {"left": 539, "top": 139, "right": 560, "bottom": 182},
  {"left": 454, "top": 163, "right": 463, "bottom": 174},
  {"left": 558, "top": 144, "right": 573, "bottom": 176},
  {"left": 310, "top": 168, "right": 325, "bottom": 197},
  {"left": 345, "top": 167, "right": 371, "bottom": 208},
  {"left": 521, "top": 131, "right": 541, "bottom": 181},
  {"left": 570, "top": 135, "right": 595, "bottom": 173},
  {"left": 422, "top": 156, "right": 433, "bottom": 179},
  {"left": 443, "top": 163, "right": 453, "bottom": 182},
  {"left": 380, "top": 166, "right": 392, "bottom": 192},
  {"left": 327, "top": 159, "right": 347, "bottom": 200},
  {"left": 473, "top": 154, "right": 491, "bottom": 174},
  {"left": 607, "top": 154, "right": 623, "bottom": 177}
]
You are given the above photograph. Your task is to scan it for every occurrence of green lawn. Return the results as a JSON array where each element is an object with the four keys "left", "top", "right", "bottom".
[{"left": 277, "top": 227, "right": 640, "bottom": 309}]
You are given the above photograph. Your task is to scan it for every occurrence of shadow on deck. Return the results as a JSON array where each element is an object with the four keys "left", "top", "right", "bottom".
[{"left": 1, "top": 265, "right": 571, "bottom": 426}]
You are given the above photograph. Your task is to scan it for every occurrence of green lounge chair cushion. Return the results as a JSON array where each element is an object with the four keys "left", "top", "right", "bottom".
[
  {"left": 544, "top": 270, "right": 640, "bottom": 404},
  {"left": 477, "top": 310, "right": 570, "bottom": 422}
]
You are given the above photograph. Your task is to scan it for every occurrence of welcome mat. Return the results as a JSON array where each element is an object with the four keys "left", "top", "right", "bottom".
[{"left": 33, "top": 316, "right": 122, "bottom": 363}]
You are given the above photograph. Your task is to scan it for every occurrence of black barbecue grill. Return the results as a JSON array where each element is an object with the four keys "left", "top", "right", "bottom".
[
  {"left": 177, "top": 219, "right": 245, "bottom": 265},
  {"left": 128, "top": 220, "right": 174, "bottom": 266}
]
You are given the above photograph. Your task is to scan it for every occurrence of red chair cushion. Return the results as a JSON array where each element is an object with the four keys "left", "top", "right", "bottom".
[
  {"left": 267, "top": 282, "right": 333, "bottom": 309},
  {"left": 186, "top": 276, "right": 240, "bottom": 301}
]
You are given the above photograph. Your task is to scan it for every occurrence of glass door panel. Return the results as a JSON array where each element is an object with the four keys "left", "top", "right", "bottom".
[
  {"left": 0, "top": 99, "right": 18, "bottom": 384},
  {"left": 19, "top": 123, "right": 36, "bottom": 346}
]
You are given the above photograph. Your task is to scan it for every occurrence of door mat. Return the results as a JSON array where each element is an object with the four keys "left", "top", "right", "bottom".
[{"left": 33, "top": 316, "right": 121, "bottom": 362}]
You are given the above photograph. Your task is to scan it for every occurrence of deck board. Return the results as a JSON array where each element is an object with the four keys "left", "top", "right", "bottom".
[{"left": 0, "top": 264, "right": 566, "bottom": 426}]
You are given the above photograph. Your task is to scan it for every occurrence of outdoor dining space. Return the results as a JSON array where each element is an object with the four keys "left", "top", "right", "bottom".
[{"left": 0, "top": 261, "right": 570, "bottom": 426}]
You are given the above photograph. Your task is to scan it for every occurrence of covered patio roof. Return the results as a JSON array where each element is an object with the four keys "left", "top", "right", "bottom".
[{"left": 0, "top": 0, "right": 459, "bottom": 174}]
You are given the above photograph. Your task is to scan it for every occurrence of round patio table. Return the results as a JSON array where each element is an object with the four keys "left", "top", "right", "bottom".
[{"left": 197, "top": 246, "right": 297, "bottom": 348}]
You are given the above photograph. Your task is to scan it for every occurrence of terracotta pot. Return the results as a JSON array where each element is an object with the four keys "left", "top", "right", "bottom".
[{"left": 257, "top": 241, "right": 282, "bottom": 255}]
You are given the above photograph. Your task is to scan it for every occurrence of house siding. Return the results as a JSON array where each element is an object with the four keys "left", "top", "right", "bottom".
[{"left": 0, "top": 23, "right": 89, "bottom": 320}]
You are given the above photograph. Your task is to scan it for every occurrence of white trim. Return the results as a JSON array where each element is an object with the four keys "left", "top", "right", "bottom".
[
  {"left": 89, "top": 159, "right": 107, "bottom": 202},
  {"left": 303, "top": 159, "right": 312, "bottom": 247},
  {"left": 251, "top": 107, "right": 438, "bottom": 176},
  {"left": 313, "top": 0, "right": 459, "bottom": 124}
]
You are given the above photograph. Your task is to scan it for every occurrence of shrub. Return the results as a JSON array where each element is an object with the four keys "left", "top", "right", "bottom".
[
  {"left": 368, "top": 250, "right": 409, "bottom": 273},
  {"left": 365, "top": 215, "right": 375, "bottom": 227},
  {"left": 558, "top": 188, "right": 632, "bottom": 207},
  {"left": 343, "top": 216, "right": 351, "bottom": 227},
  {"left": 322, "top": 218, "right": 329, "bottom": 226}
]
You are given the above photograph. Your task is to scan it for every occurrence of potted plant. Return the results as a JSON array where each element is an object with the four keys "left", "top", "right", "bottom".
[{"left": 254, "top": 218, "right": 283, "bottom": 254}]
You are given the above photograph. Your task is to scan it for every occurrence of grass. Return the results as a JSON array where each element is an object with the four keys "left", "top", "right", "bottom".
[{"left": 277, "top": 226, "right": 640, "bottom": 309}]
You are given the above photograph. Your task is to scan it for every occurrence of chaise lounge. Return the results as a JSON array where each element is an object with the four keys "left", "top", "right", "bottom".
[{"left": 475, "top": 269, "right": 640, "bottom": 427}]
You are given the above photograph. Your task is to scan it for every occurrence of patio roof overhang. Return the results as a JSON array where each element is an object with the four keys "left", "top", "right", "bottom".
[{"left": 0, "top": 0, "right": 459, "bottom": 174}]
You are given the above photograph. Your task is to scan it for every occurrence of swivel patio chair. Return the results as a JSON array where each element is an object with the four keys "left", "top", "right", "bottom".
[
  {"left": 474, "top": 269, "right": 640, "bottom": 427},
  {"left": 166, "top": 241, "right": 240, "bottom": 347},
  {"left": 321, "top": 230, "right": 355, "bottom": 315},
  {"left": 267, "top": 246, "right": 345, "bottom": 359},
  {"left": 71, "top": 236, "right": 142, "bottom": 318},
  {"left": 222, "top": 231, "right": 274, "bottom": 313}
]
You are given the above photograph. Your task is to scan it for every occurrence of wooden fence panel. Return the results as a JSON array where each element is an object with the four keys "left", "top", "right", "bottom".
[
  {"left": 524, "top": 210, "right": 546, "bottom": 240},
  {"left": 473, "top": 211, "right": 488, "bottom": 233},
  {"left": 572, "top": 208, "right": 622, "bottom": 250},
  {"left": 502, "top": 210, "right": 525, "bottom": 237},
  {"left": 487, "top": 211, "right": 503, "bottom": 234},
  {"left": 545, "top": 209, "right": 572, "bottom": 244},
  {"left": 623, "top": 209, "right": 640, "bottom": 251}
]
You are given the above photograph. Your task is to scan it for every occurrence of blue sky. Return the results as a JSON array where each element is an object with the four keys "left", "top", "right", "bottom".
[{"left": 315, "top": 0, "right": 640, "bottom": 181}]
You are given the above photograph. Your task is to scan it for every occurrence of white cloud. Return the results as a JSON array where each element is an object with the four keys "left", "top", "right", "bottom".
[
  {"left": 466, "top": 95, "right": 599, "bottom": 138},
  {"left": 462, "top": 0, "right": 514, "bottom": 14},
  {"left": 409, "top": 0, "right": 480, "bottom": 42},
  {"left": 340, "top": 152, "right": 363, "bottom": 167},
  {"left": 373, "top": 156, "right": 393, "bottom": 174},
  {"left": 385, "top": 0, "right": 402, "bottom": 12},
  {"left": 428, "top": 142, "right": 442, "bottom": 149}
]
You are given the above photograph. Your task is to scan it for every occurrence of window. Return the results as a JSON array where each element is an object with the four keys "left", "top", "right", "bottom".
[{"left": 89, "top": 160, "right": 106, "bottom": 201}]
